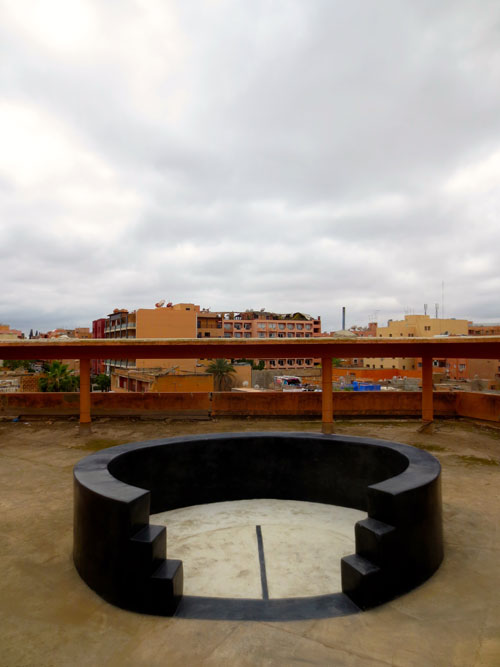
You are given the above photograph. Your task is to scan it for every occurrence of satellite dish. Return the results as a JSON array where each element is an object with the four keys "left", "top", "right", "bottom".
[{"left": 155, "top": 299, "right": 165, "bottom": 308}]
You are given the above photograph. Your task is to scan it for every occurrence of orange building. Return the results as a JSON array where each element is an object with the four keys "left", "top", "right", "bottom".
[
  {"left": 443, "top": 322, "right": 500, "bottom": 384},
  {"left": 0, "top": 324, "right": 23, "bottom": 340},
  {"left": 202, "top": 310, "right": 322, "bottom": 371},
  {"left": 101, "top": 305, "right": 322, "bottom": 378},
  {"left": 111, "top": 369, "right": 214, "bottom": 393},
  {"left": 104, "top": 303, "right": 199, "bottom": 376}
]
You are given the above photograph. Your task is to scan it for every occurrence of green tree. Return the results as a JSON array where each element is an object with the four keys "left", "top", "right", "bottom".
[
  {"left": 332, "top": 358, "right": 343, "bottom": 368},
  {"left": 39, "top": 361, "right": 79, "bottom": 392},
  {"left": 93, "top": 373, "right": 111, "bottom": 392},
  {"left": 206, "top": 359, "right": 236, "bottom": 391}
]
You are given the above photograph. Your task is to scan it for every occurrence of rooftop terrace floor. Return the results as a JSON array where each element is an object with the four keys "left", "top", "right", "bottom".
[{"left": 1, "top": 417, "right": 499, "bottom": 666}]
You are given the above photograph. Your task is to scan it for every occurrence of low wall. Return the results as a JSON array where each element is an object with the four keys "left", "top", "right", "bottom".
[
  {"left": 0, "top": 390, "right": 497, "bottom": 423},
  {"left": 212, "top": 391, "right": 457, "bottom": 418},
  {"left": 0, "top": 392, "right": 211, "bottom": 417},
  {"left": 455, "top": 392, "right": 500, "bottom": 423}
]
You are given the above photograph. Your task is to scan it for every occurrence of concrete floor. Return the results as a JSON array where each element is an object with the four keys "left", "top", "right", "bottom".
[
  {"left": 152, "top": 499, "right": 365, "bottom": 599},
  {"left": 0, "top": 417, "right": 499, "bottom": 666}
]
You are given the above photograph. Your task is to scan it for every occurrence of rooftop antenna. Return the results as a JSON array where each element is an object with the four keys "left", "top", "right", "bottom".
[
  {"left": 155, "top": 299, "right": 165, "bottom": 308},
  {"left": 424, "top": 303, "right": 428, "bottom": 316},
  {"left": 435, "top": 303, "right": 439, "bottom": 319},
  {"left": 442, "top": 281, "right": 445, "bottom": 319}
]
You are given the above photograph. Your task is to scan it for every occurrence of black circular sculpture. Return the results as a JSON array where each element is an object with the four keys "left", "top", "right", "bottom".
[{"left": 73, "top": 432, "right": 443, "bottom": 620}]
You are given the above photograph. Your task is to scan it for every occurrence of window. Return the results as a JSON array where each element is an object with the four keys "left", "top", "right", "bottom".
[
  {"left": 287, "top": 324, "right": 294, "bottom": 330},
  {"left": 278, "top": 359, "right": 285, "bottom": 366},
  {"left": 244, "top": 333, "right": 251, "bottom": 338},
  {"left": 269, "top": 360, "right": 276, "bottom": 367},
  {"left": 268, "top": 323, "right": 276, "bottom": 329},
  {"left": 297, "top": 359, "right": 303, "bottom": 365},
  {"left": 235, "top": 332, "right": 242, "bottom": 338},
  {"left": 269, "top": 333, "right": 276, "bottom": 338},
  {"left": 224, "top": 323, "right": 231, "bottom": 330},
  {"left": 244, "top": 323, "right": 251, "bottom": 330},
  {"left": 278, "top": 333, "right": 285, "bottom": 338},
  {"left": 424, "top": 326, "right": 431, "bottom": 331},
  {"left": 258, "top": 323, "right": 266, "bottom": 329},
  {"left": 258, "top": 332, "right": 265, "bottom": 338},
  {"left": 305, "top": 359, "right": 312, "bottom": 365},
  {"left": 305, "top": 324, "right": 312, "bottom": 330},
  {"left": 234, "top": 323, "right": 241, "bottom": 330},
  {"left": 287, "top": 359, "right": 294, "bottom": 365},
  {"left": 287, "top": 333, "right": 295, "bottom": 338},
  {"left": 279, "top": 323, "right": 286, "bottom": 330},
  {"left": 296, "top": 324, "right": 303, "bottom": 330}
]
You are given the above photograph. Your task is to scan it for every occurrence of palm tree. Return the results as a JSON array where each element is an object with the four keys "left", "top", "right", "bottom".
[
  {"left": 206, "top": 359, "right": 236, "bottom": 391},
  {"left": 39, "top": 361, "right": 79, "bottom": 392}
]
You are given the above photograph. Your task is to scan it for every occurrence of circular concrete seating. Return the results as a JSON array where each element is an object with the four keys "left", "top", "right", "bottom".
[{"left": 73, "top": 432, "right": 443, "bottom": 618}]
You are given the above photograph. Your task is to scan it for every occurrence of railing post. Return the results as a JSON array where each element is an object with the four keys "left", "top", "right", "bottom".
[
  {"left": 321, "top": 357, "right": 333, "bottom": 434},
  {"left": 421, "top": 356, "right": 433, "bottom": 423},
  {"left": 80, "top": 358, "right": 91, "bottom": 426}
]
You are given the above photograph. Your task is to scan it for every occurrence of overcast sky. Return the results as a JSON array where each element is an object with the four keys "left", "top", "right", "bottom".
[{"left": 1, "top": 0, "right": 500, "bottom": 334}]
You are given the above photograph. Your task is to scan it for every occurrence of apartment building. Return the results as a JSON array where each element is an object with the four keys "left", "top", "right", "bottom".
[
  {"left": 100, "top": 304, "right": 322, "bottom": 378},
  {"left": 367, "top": 314, "right": 469, "bottom": 371},
  {"left": 201, "top": 310, "right": 322, "bottom": 371},
  {"left": 103, "top": 304, "right": 198, "bottom": 376}
]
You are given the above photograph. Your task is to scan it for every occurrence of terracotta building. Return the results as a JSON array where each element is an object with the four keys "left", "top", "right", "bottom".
[
  {"left": 445, "top": 322, "right": 500, "bottom": 384},
  {"left": 104, "top": 304, "right": 198, "bottom": 376},
  {"left": 0, "top": 324, "right": 23, "bottom": 340},
  {"left": 99, "top": 304, "right": 322, "bottom": 380},
  {"left": 204, "top": 310, "right": 322, "bottom": 371},
  {"left": 91, "top": 318, "right": 107, "bottom": 375}
]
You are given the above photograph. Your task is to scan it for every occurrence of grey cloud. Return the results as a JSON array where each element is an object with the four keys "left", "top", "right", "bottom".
[{"left": 1, "top": 1, "right": 500, "bottom": 333}]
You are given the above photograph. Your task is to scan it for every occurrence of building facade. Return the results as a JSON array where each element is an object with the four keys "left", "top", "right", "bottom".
[
  {"left": 367, "top": 315, "right": 469, "bottom": 371},
  {"left": 205, "top": 310, "right": 322, "bottom": 371},
  {"left": 104, "top": 304, "right": 198, "bottom": 376},
  {"left": 100, "top": 304, "right": 322, "bottom": 383}
]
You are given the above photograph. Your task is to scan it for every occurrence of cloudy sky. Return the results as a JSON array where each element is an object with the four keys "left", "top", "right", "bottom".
[{"left": 1, "top": 0, "right": 500, "bottom": 334}]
